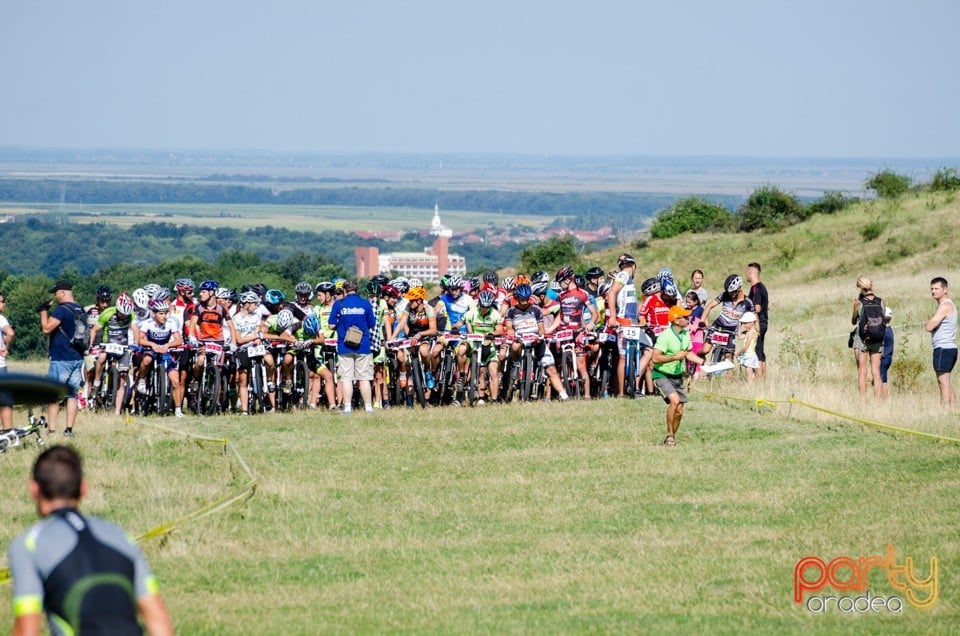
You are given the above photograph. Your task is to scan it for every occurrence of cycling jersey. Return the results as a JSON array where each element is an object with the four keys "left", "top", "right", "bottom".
[
  {"left": 440, "top": 291, "right": 474, "bottom": 335},
  {"left": 139, "top": 316, "right": 180, "bottom": 347},
  {"left": 464, "top": 307, "right": 501, "bottom": 335},
  {"left": 405, "top": 303, "right": 437, "bottom": 336},
  {"left": 559, "top": 287, "right": 591, "bottom": 330},
  {"left": 640, "top": 294, "right": 672, "bottom": 335},
  {"left": 194, "top": 303, "right": 230, "bottom": 342},
  {"left": 96, "top": 307, "right": 134, "bottom": 345},
  {"left": 539, "top": 297, "right": 560, "bottom": 332},
  {"left": 505, "top": 304, "right": 543, "bottom": 335},
  {"left": 711, "top": 293, "right": 755, "bottom": 330},
  {"left": 232, "top": 311, "right": 262, "bottom": 348},
  {"left": 614, "top": 271, "right": 638, "bottom": 323},
  {"left": 313, "top": 302, "right": 337, "bottom": 339}
]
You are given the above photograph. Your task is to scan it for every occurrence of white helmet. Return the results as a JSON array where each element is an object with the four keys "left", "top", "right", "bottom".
[
  {"left": 132, "top": 288, "right": 150, "bottom": 310},
  {"left": 276, "top": 309, "right": 295, "bottom": 332},
  {"left": 143, "top": 283, "right": 162, "bottom": 299}
]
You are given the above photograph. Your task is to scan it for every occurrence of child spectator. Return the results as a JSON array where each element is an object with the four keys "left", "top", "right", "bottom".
[
  {"left": 881, "top": 306, "right": 894, "bottom": 398},
  {"left": 685, "top": 290, "right": 705, "bottom": 379},
  {"left": 736, "top": 311, "right": 760, "bottom": 382}
]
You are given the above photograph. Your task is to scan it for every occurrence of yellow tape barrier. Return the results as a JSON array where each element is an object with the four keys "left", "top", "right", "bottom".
[
  {"left": 703, "top": 391, "right": 960, "bottom": 445},
  {"left": 0, "top": 418, "right": 257, "bottom": 586}
]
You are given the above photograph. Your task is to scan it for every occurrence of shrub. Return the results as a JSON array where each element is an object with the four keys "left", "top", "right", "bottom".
[
  {"left": 736, "top": 185, "right": 803, "bottom": 232},
  {"left": 806, "top": 191, "right": 858, "bottom": 216},
  {"left": 649, "top": 197, "right": 734, "bottom": 239},
  {"left": 518, "top": 236, "right": 579, "bottom": 274},
  {"left": 865, "top": 170, "right": 911, "bottom": 199},
  {"left": 928, "top": 166, "right": 960, "bottom": 192},
  {"left": 860, "top": 219, "right": 887, "bottom": 241}
]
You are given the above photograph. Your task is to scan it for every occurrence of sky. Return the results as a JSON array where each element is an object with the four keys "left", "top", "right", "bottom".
[{"left": 1, "top": 1, "right": 958, "bottom": 158}]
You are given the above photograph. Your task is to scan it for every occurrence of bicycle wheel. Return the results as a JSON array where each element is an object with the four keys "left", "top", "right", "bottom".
[
  {"left": 200, "top": 365, "right": 222, "bottom": 416},
  {"left": 561, "top": 349, "right": 579, "bottom": 399},
  {"left": 156, "top": 370, "right": 170, "bottom": 416},
  {"left": 467, "top": 353, "right": 480, "bottom": 405},
  {"left": 521, "top": 350, "right": 535, "bottom": 402},
  {"left": 293, "top": 359, "right": 310, "bottom": 409},
  {"left": 248, "top": 363, "right": 264, "bottom": 414},
  {"left": 624, "top": 345, "right": 638, "bottom": 398},
  {"left": 104, "top": 365, "right": 119, "bottom": 411},
  {"left": 410, "top": 357, "right": 428, "bottom": 408}
]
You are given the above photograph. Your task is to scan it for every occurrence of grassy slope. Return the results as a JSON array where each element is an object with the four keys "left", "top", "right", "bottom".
[{"left": 1, "top": 191, "right": 958, "bottom": 634}]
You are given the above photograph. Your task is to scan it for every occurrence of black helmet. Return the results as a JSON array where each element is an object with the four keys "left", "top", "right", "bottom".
[
  {"left": 585, "top": 267, "right": 605, "bottom": 280},
  {"left": 725, "top": 274, "right": 743, "bottom": 293},
  {"left": 574, "top": 274, "right": 586, "bottom": 289},
  {"left": 641, "top": 278, "right": 661, "bottom": 296},
  {"left": 618, "top": 253, "right": 637, "bottom": 268},
  {"left": 483, "top": 270, "right": 499, "bottom": 285},
  {"left": 365, "top": 280, "right": 382, "bottom": 296},
  {"left": 555, "top": 266, "right": 574, "bottom": 282},
  {"left": 96, "top": 285, "right": 112, "bottom": 301}
]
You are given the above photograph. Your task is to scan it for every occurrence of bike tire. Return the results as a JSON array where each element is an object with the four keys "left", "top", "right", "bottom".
[
  {"left": 104, "top": 365, "right": 119, "bottom": 411},
  {"left": 561, "top": 350, "right": 579, "bottom": 399},
  {"left": 521, "top": 350, "right": 535, "bottom": 402},
  {"left": 624, "top": 345, "right": 638, "bottom": 398},
  {"left": 156, "top": 370, "right": 170, "bottom": 416},
  {"left": 410, "top": 357, "right": 428, "bottom": 409},
  {"left": 467, "top": 354, "right": 480, "bottom": 405},
  {"left": 294, "top": 359, "right": 310, "bottom": 410},
  {"left": 200, "top": 365, "right": 222, "bottom": 416}
]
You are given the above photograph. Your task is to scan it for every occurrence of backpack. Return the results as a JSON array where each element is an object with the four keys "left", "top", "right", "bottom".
[
  {"left": 858, "top": 296, "right": 885, "bottom": 344},
  {"left": 59, "top": 303, "right": 91, "bottom": 353}
]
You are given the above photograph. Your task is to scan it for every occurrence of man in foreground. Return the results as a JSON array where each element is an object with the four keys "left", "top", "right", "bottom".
[
  {"left": 925, "top": 277, "right": 957, "bottom": 404},
  {"left": 652, "top": 305, "right": 706, "bottom": 447},
  {"left": 8, "top": 445, "right": 173, "bottom": 636}
]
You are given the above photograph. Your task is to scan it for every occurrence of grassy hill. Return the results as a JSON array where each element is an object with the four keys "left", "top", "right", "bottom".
[{"left": 1, "top": 190, "right": 957, "bottom": 634}]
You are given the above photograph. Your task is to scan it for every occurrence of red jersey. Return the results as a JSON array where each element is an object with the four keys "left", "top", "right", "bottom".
[{"left": 640, "top": 294, "right": 671, "bottom": 335}]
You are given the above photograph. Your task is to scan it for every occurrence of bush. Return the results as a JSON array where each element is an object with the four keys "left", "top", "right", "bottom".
[
  {"left": 865, "top": 170, "right": 911, "bottom": 199},
  {"left": 806, "top": 191, "right": 857, "bottom": 216},
  {"left": 860, "top": 219, "right": 887, "bottom": 241},
  {"left": 736, "top": 185, "right": 803, "bottom": 232},
  {"left": 649, "top": 197, "right": 734, "bottom": 239},
  {"left": 518, "top": 236, "right": 579, "bottom": 274},
  {"left": 928, "top": 166, "right": 960, "bottom": 192}
]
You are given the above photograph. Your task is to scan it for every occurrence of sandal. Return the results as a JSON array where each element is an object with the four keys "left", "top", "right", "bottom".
[{"left": 662, "top": 435, "right": 676, "bottom": 447}]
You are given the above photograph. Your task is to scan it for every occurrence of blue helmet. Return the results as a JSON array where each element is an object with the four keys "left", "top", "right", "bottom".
[
  {"left": 199, "top": 279, "right": 219, "bottom": 292},
  {"left": 515, "top": 283, "right": 532, "bottom": 300},
  {"left": 264, "top": 289, "right": 285, "bottom": 305},
  {"left": 302, "top": 313, "right": 320, "bottom": 337}
]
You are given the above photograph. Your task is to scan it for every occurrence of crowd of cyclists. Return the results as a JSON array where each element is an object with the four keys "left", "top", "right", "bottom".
[{"left": 74, "top": 254, "right": 762, "bottom": 417}]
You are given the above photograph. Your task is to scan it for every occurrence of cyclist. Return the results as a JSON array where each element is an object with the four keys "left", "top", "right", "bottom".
[
  {"left": 699, "top": 274, "right": 755, "bottom": 364},
  {"left": 137, "top": 299, "right": 185, "bottom": 417},
  {"left": 395, "top": 286, "right": 438, "bottom": 394},
  {"left": 584, "top": 267, "right": 605, "bottom": 297},
  {"left": 556, "top": 266, "right": 595, "bottom": 399},
  {"left": 82, "top": 285, "right": 113, "bottom": 404},
  {"left": 637, "top": 276, "right": 675, "bottom": 395},
  {"left": 503, "top": 283, "right": 568, "bottom": 401},
  {"left": 313, "top": 281, "right": 341, "bottom": 408},
  {"left": 260, "top": 309, "right": 299, "bottom": 396},
  {"left": 463, "top": 290, "right": 504, "bottom": 403},
  {"left": 292, "top": 281, "right": 315, "bottom": 316},
  {"left": 298, "top": 313, "right": 337, "bottom": 411},
  {"left": 188, "top": 279, "right": 238, "bottom": 386},
  {"left": 233, "top": 290, "right": 276, "bottom": 413},
  {"left": 89, "top": 292, "right": 136, "bottom": 414},
  {"left": 263, "top": 289, "right": 309, "bottom": 321},
  {"left": 366, "top": 280, "right": 389, "bottom": 408},
  {"left": 605, "top": 253, "right": 640, "bottom": 396}
]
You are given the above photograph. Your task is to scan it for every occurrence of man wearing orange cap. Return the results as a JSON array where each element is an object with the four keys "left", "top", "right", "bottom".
[{"left": 652, "top": 304, "right": 706, "bottom": 446}]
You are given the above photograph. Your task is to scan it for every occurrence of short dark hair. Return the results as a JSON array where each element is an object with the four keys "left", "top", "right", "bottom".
[
  {"left": 747, "top": 262, "right": 762, "bottom": 272},
  {"left": 33, "top": 445, "right": 83, "bottom": 500},
  {"left": 343, "top": 280, "right": 359, "bottom": 293},
  {"left": 931, "top": 277, "right": 949, "bottom": 288},
  {"left": 691, "top": 269, "right": 704, "bottom": 278}
]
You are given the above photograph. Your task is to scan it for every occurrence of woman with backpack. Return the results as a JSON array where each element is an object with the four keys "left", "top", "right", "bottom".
[{"left": 852, "top": 274, "right": 887, "bottom": 399}]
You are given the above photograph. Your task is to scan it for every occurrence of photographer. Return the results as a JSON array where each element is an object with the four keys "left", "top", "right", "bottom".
[{"left": 37, "top": 281, "right": 85, "bottom": 436}]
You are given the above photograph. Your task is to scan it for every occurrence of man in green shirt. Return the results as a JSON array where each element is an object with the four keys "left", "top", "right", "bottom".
[{"left": 652, "top": 305, "right": 706, "bottom": 447}]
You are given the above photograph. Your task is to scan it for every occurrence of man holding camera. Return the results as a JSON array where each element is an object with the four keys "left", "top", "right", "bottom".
[{"left": 37, "top": 281, "right": 84, "bottom": 436}]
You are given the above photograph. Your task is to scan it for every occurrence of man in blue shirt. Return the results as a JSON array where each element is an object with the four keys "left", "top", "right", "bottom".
[
  {"left": 37, "top": 281, "right": 85, "bottom": 436},
  {"left": 328, "top": 280, "right": 377, "bottom": 414}
]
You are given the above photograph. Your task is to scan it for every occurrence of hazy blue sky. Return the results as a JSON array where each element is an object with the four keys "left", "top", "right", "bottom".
[{"left": 1, "top": 1, "right": 957, "bottom": 157}]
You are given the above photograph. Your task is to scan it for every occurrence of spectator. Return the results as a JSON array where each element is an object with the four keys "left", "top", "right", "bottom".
[
  {"left": 37, "top": 281, "right": 85, "bottom": 436},
  {"left": 329, "top": 280, "right": 377, "bottom": 414},
  {"left": 8, "top": 445, "right": 174, "bottom": 635},
  {"left": 880, "top": 307, "right": 894, "bottom": 398},
  {"left": 925, "top": 277, "right": 956, "bottom": 404},
  {"left": 684, "top": 290, "right": 705, "bottom": 379},
  {"left": 736, "top": 311, "right": 760, "bottom": 383},
  {"left": 652, "top": 305, "right": 706, "bottom": 447},
  {"left": 0, "top": 291, "right": 15, "bottom": 431},
  {"left": 851, "top": 275, "right": 886, "bottom": 399},
  {"left": 746, "top": 262, "right": 769, "bottom": 379},
  {"left": 686, "top": 269, "right": 709, "bottom": 306}
]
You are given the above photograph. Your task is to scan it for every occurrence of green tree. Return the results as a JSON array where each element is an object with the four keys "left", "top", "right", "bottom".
[
  {"left": 928, "top": 167, "right": 960, "bottom": 192},
  {"left": 865, "top": 170, "right": 911, "bottom": 199},
  {"left": 649, "top": 197, "right": 734, "bottom": 239},
  {"left": 518, "top": 236, "right": 579, "bottom": 274},
  {"left": 737, "top": 185, "right": 804, "bottom": 232}
]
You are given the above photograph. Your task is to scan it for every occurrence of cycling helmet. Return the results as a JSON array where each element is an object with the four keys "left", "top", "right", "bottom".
[
  {"left": 555, "top": 266, "right": 574, "bottom": 282},
  {"left": 531, "top": 271, "right": 550, "bottom": 285},
  {"left": 115, "top": 293, "right": 133, "bottom": 315},
  {"left": 132, "top": 288, "right": 150, "bottom": 310},
  {"left": 199, "top": 279, "right": 219, "bottom": 292},
  {"left": 658, "top": 268, "right": 674, "bottom": 283},
  {"left": 371, "top": 274, "right": 390, "bottom": 286},
  {"left": 462, "top": 279, "right": 473, "bottom": 294},
  {"left": 574, "top": 275, "right": 586, "bottom": 289},
  {"left": 365, "top": 280, "right": 382, "bottom": 296},
  {"left": 392, "top": 279, "right": 410, "bottom": 294},
  {"left": 408, "top": 278, "right": 423, "bottom": 289},
  {"left": 215, "top": 287, "right": 232, "bottom": 300},
  {"left": 405, "top": 286, "right": 428, "bottom": 302},
  {"left": 531, "top": 281, "right": 550, "bottom": 296},
  {"left": 477, "top": 291, "right": 496, "bottom": 308},
  {"left": 641, "top": 277, "right": 661, "bottom": 296},
  {"left": 438, "top": 274, "right": 450, "bottom": 290},
  {"left": 549, "top": 281, "right": 562, "bottom": 292},
  {"left": 514, "top": 283, "right": 533, "bottom": 300},
  {"left": 598, "top": 279, "right": 615, "bottom": 297},
  {"left": 264, "top": 289, "right": 285, "bottom": 305},
  {"left": 253, "top": 283, "right": 269, "bottom": 298},
  {"left": 617, "top": 253, "right": 637, "bottom": 268},
  {"left": 585, "top": 267, "right": 605, "bottom": 280},
  {"left": 276, "top": 309, "right": 295, "bottom": 332},
  {"left": 240, "top": 291, "right": 261, "bottom": 305},
  {"left": 468, "top": 276, "right": 480, "bottom": 289},
  {"left": 96, "top": 285, "right": 112, "bottom": 301},
  {"left": 315, "top": 281, "right": 335, "bottom": 294},
  {"left": 295, "top": 281, "right": 312, "bottom": 296},
  {"left": 143, "top": 283, "right": 162, "bottom": 299},
  {"left": 447, "top": 274, "right": 463, "bottom": 289},
  {"left": 501, "top": 276, "right": 516, "bottom": 291},
  {"left": 381, "top": 284, "right": 400, "bottom": 299},
  {"left": 483, "top": 270, "right": 499, "bottom": 286},
  {"left": 228, "top": 289, "right": 240, "bottom": 303},
  {"left": 175, "top": 277, "right": 195, "bottom": 293},
  {"left": 662, "top": 280, "right": 678, "bottom": 299},
  {"left": 302, "top": 313, "right": 321, "bottom": 337},
  {"left": 332, "top": 278, "right": 346, "bottom": 290},
  {"left": 154, "top": 287, "right": 171, "bottom": 301},
  {"left": 725, "top": 274, "right": 743, "bottom": 293},
  {"left": 150, "top": 299, "right": 170, "bottom": 313}
]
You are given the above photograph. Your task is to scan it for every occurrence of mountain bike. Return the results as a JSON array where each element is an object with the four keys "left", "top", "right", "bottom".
[
  {"left": 0, "top": 410, "right": 46, "bottom": 454},
  {"left": 136, "top": 347, "right": 177, "bottom": 416},
  {"left": 92, "top": 342, "right": 132, "bottom": 413},
  {"left": 554, "top": 329, "right": 582, "bottom": 400},
  {"left": 620, "top": 325, "right": 651, "bottom": 398}
]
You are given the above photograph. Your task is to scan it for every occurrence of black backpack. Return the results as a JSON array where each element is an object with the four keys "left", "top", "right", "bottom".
[
  {"left": 858, "top": 296, "right": 885, "bottom": 344},
  {"left": 59, "top": 303, "right": 91, "bottom": 353}
]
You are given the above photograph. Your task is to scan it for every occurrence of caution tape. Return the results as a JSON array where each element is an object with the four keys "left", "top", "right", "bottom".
[
  {"left": 702, "top": 391, "right": 960, "bottom": 445},
  {"left": 1, "top": 418, "right": 257, "bottom": 586},
  {"left": 795, "top": 321, "right": 925, "bottom": 345}
]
